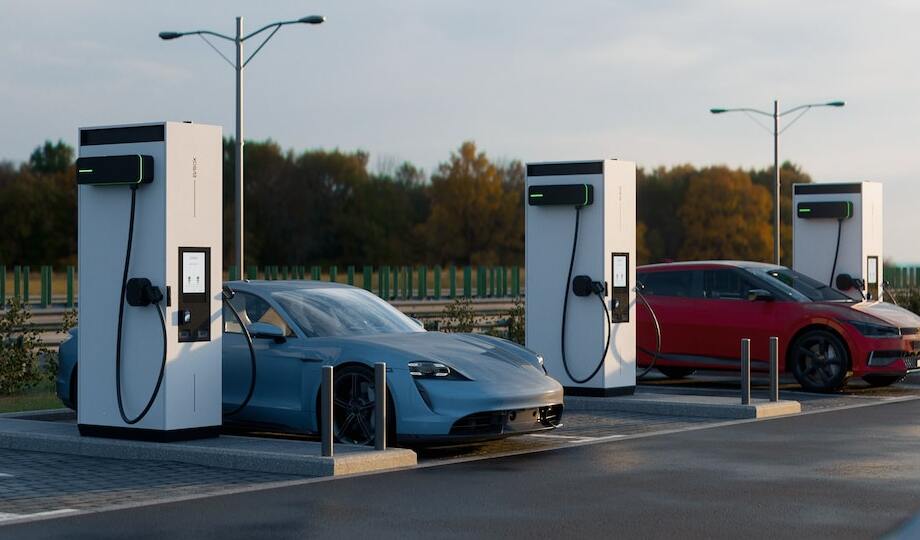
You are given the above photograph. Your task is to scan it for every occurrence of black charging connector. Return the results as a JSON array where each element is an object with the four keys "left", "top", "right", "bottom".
[{"left": 126, "top": 278, "right": 164, "bottom": 307}]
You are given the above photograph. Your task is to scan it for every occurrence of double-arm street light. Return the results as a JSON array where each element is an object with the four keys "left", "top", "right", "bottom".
[
  {"left": 710, "top": 100, "right": 845, "bottom": 265},
  {"left": 159, "top": 15, "right": 325, "bottom": 275}
]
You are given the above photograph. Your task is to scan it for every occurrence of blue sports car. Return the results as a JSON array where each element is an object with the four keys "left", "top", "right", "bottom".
[{"left": 56, "top": 281, "right": 564, "bottom": 445}]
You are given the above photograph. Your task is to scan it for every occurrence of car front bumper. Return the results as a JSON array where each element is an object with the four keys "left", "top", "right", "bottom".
[{"left": 386, "top": 368, "right": 565, "bottom": 441}]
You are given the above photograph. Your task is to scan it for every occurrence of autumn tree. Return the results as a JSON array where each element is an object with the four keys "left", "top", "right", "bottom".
[
  {"left": 421, "top": 141, "right": 523, "bottom": 265},
  {"left": 677, "top": 166, "right": 773, "bottom": 261}
]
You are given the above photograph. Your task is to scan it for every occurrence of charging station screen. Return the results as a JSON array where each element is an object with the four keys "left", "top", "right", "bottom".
[
  {"left": 182, "top": 252, "right": 206, "bottom": 294},
  {"left": 613, "top": 255, "right": 627, "bottom": 288}
]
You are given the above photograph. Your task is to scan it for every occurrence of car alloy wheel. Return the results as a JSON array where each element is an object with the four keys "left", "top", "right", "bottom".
[
  {"left": 332, "top": 366, "right": 377, "bottom": 445},
  {"left": 791, "top": 330, "right": 849, "bottom": 392}
]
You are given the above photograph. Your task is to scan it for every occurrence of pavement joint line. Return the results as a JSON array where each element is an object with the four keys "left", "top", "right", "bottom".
[{"left": 3, "top": 394, "right": 918, "bottom": 529}]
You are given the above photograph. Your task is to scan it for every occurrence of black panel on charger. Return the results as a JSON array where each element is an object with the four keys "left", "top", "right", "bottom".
[
  {"left": 527, "top": 184, "right": 593, "bottom": 207},
  {"left": 76, "top": 155, "right": 154, "bottom": 186},
  {"left": 796, "top": 201, "right": 853, "bottom": 220}
]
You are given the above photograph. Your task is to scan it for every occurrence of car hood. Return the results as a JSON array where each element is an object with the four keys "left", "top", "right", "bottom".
[
  {"left": 330, "top": 332, "right": 546, "bottom": 380},
  {"left": 848, "top": 301, "right": 920, "bottom": 330}
]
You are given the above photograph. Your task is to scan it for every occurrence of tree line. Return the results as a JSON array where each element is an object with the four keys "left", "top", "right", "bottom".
[{"left": 0, "top": 138, "right": 810, "bottom": 268}]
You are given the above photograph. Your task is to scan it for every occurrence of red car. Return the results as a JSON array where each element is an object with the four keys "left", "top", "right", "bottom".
[{"left": 636, "top": 261, "right": 920, "bottom": 392}]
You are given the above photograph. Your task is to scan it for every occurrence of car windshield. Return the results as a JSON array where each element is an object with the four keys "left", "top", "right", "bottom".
[
  {"left": 752, "top": 267, "right": 854, "bottom": 303},
  {"left": 272, "top": 287, "right": 424, "bottom": 338}
]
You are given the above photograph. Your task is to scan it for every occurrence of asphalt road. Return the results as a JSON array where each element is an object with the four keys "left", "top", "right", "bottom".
[{"left": 6, "top": 398, "right": 920, "bottom": 539}]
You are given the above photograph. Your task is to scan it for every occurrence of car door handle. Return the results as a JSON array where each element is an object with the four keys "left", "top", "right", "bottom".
[{"left": 300, "top": 357, "right": 324, "bottom": 363}]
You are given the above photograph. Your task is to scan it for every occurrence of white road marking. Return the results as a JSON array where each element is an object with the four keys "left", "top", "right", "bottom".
[
  {"left": 0, "top": 509, "right": 78, "bottom": 523},
  {"left": 526, "top": 434, "right": 589, "bottom": 440}
]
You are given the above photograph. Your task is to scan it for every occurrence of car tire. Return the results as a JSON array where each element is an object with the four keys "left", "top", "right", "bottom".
[
  {"left": 862, "top": 374, "right": 904, "bottom": 388},
  {"left": 790, "top": 330, "right": 850, "bottom": 393},
  {"left": 657, "top": 366, "right": 696, "bottom": 379},
  {"left": 328, "top": 365, "right": 396, "bottom": 446}
]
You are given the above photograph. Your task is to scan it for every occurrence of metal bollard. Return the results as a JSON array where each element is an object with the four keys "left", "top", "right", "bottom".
[
  {"left": 375, "top": 362, "right": 387, "bottom": 451},
  {"left": 769, "top": 337, "right": 779, "bottom": 402},
  {"left": 321, "top": 366, "right": 333, "bottom": 457},
  {"left": 741, "top": 338, "right": 751, "bottom": 405}
]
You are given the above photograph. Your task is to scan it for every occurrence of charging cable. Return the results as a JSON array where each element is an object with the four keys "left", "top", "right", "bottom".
[
  {"left": 221, "top": 285, "right": 258, "bottom": 416},
  {"left": 560, "top": 206, "right": 612, "bottom": 384},
  {"left": 114, "top": 185, "right": 167, "bottom": 425},
  {"left": 828, "top": 217, "right": 844, "bottom": 286},
  {"left": 635, "top": 281, "right": 663, "bottom": 379}
]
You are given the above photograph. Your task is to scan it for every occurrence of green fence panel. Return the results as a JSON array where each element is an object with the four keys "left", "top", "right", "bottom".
[
  {"left": 0, "top": 265, "right": 6, "bottom": 306},
  {"left": 346, "top": 266, "right": 355, "bottom": 285},
  {"left": 512, "top": 266, "right": 520, "bottom": 297},
  {"left": 417, "top": 266, "right": 426, "bottom": 299},
  {"left": 13, "top": 266, "right": 21, "bottom": 302},
  {"left": 244, "top": 265, "right": 256, "bottom": 280},
  {"left": 490, "top": 267, "right": 496, "bottom": 297},
  {"left": 47, "top": 266, "right": 53, "bottom": 307},
  {"left": 329, "top": 265, "right": 338, "bottom": 283},
  {"left": 311, "top": 266, "right": 321, "bottom": 281},
  {"left": 463, "top": 266, "right": 472, "bottom": 298},
  {"left": 66, "top": 266, "right": 74, "bottom": 307},
  {"left": 40, "top": 266, "right": 48, "bottom": 307},
  {"left": 401, "top": 266, "right": 410, "bottom": 299},
  {"left": 449, "top": 266, "right": 456, "bottom": 299},
  {"left": 433, "top": 265, "right": 442, "bottom": 300},
  {"left": 228, "top": 266, "right": 238, "bottom": 281},
  {"left": 378, "top": 266, "right": 388, "bottom": 299},
  {"left": 476, "top": 267, "right": 485, "bottom": 298},
  {"left": 391, "top": 267, "right": 399, "bottom": 299},
  {"left": 23, "top": 265, "right": 30, "bottom": 304},
  {"left": 362, "top": 266, "right": 373, "bottom": 291}
]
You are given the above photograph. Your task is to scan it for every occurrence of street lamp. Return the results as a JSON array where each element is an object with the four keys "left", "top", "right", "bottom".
[
  {"left": 710, "top": 100, "right": 845, "bottom": 265},
  {"left": 159, "top": 15, "right": 325, "bottom": 276}
]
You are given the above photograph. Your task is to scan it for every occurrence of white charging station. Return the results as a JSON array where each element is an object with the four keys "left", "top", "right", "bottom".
[
  {"left": 792, "top": 182, "right": 883, "bottom": 301},
  {"left": 525, "top": 160, "right": 637, "bottom": 396},
  {"left": 77, "top": 121, "right": 223, "bottom": 441}
]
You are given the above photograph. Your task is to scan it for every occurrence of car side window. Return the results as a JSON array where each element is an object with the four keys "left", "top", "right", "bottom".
[
  {"left": 703, "top": 269, "right": 757, "bottom": 300},
  {"left": 639, "top": 271, "right": 698, "bottom": 298},
  {"left": 223, "top": 291, "right": 294, "bottom": 337}
]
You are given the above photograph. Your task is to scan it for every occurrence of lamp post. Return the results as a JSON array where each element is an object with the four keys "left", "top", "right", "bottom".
[
  {"left": 159, "top": 15, "right": 325, "bottom": 276},
  {"left": 710, "top": 100, "right": 845, "bottom": 265}
]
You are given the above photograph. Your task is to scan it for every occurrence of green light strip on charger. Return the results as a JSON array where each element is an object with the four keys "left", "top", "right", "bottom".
[
  {"left": 530, "top": 193, "right": 544, "bottom": 198},
  {"left": 78, "top": 169, "right": 93, "bottom": 173}
]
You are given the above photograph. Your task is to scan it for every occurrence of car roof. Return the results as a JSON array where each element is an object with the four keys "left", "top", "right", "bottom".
[
  {"left": 638, "top": 260, "right": 784, "bottom": 272},
  {"left": 224, "top": 280, "right": 358, "bottom": 294}
]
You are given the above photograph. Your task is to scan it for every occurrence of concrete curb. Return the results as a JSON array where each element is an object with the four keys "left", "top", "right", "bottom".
[
  {"left": 565, "top": 394, "right": 801, "bottom": 419},
  {"left": 0, "top": 419, "right": 416, "bottom": 477}
]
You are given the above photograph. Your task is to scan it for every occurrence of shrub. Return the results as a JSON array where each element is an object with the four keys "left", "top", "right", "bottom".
[
  {"left": 0, "top": 299, "right": 46, "bottom": 395},
  {"left": 441, "top": 297, "right": 475, "bottom": 333},
  {"left": 506, "top": 297, "right": 525, "bottom": 345}
]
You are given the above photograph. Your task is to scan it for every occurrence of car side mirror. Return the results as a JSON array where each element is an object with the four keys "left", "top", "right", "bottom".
[
  {"left": 248, "top": 322, "right": 286, "bottom": 343},
  {"left": 411, "top": 317, "right": 425, "bottom": 328},
  {"left": 835, "top": 273, "right": 854, "bottom": 291},
  {"left": 747, "top": 289, "right": 774, "bottom": 302}
]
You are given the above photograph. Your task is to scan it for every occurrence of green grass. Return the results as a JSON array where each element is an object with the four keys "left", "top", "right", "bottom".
[{"left": 0, "top": 380, "right": 64, "bottom": 413}]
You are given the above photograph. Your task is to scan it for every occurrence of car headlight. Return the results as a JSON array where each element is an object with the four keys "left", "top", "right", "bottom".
[
  {"left": 407, "top": 361, "right": 469, "bottom": 380},
  {"left": 847, "top": 320, "right": 900, "bottom": 338}
]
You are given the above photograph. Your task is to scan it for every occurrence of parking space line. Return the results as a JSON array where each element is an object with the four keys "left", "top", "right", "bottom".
[
  {"left": 526, "top": 434, "right": 588, "bottom": 440},
  {"left": 0, "top": 509, "right": 77, "bottom": 524}
]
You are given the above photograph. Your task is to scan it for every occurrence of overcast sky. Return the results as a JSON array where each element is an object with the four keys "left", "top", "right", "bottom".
[{"left": 2, "top": 1, "right": 917, "bottom": 262}]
